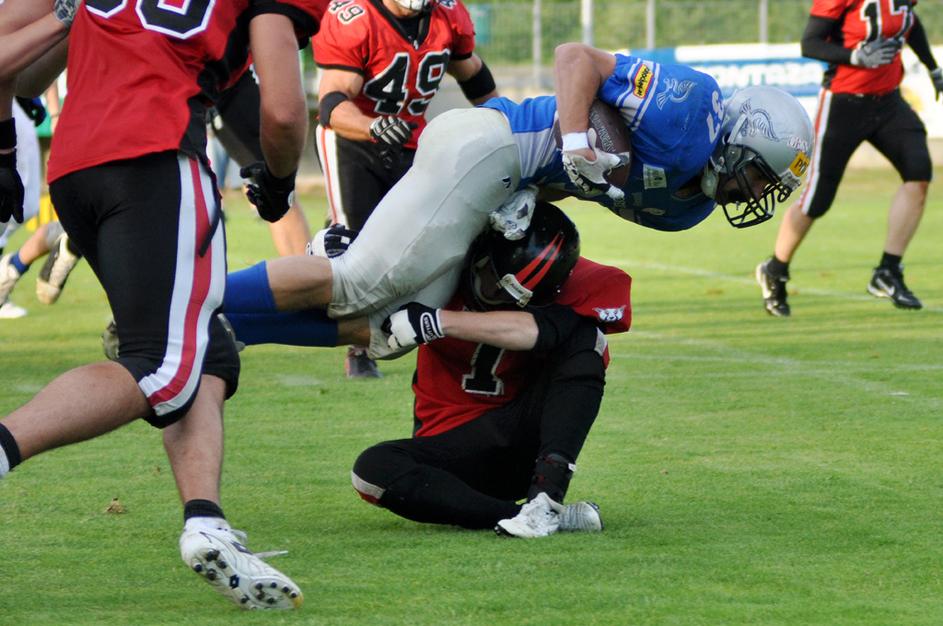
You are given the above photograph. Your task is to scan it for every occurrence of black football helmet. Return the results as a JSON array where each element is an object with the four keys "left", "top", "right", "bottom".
[{"left": 465, "top": 201, "right": 580, "bottom": 310}]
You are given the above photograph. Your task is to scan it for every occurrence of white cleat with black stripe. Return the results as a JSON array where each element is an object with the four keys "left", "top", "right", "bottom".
[{"left": 179, "top": 522, "right": 303, "bottom": 610}]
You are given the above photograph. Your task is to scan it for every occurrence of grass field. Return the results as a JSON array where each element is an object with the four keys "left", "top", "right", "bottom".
[{"left": 1, "top": 167, "right": 941, "bottom": 625}]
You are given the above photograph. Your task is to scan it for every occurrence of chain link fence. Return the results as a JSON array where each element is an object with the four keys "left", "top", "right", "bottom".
[{"left": 469, "top": 0, "right": 943, "bottom": 65}]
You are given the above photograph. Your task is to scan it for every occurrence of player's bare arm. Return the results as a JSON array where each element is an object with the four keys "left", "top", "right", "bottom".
[
  {"left": 0, "top": 14, "right": 68, "bottom": 83},
  {"left": 250, "top": 14, "right": 308, "bottom": 177},
  {"left": 447, "top": 54, "right": 498, "bottom": 105},
  {"left": 15, "top": 38, "right": 68, "bottom": 99},
  {"left": 317, "top": 68, "right": 372, "bottom": 142},
  {"left": 553, "top": 43, "right": 616, "bottom": 161},
  {"left": 438, "top": 309, "right": 538, "bottom": 350}
]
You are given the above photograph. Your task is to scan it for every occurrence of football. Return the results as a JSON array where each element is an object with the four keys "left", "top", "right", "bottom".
[{"left": 554, "top": 100, "right": 632, "bottom": 187}]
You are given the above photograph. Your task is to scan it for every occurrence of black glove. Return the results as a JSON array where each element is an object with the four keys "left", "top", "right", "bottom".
[
  {"left": 382, "top": 302, "right": 445, "bottom": 350},
  {"left": 369, "top": 116, "right": 415, "bottom": 147},
  {"left": 15, "top": 98, "right": 47, "bottom": 127},
  {"left": 240, "top": 162, "right": 295, "bottom": 223},
  {"left": 322, "top": 223, "right": 358, "bottom": 258},
  {"left": 0, "top": 151, "right": 25, "bottom": 224},
  {"left": 850, "top": 38, "right": 901, "bottom": 68},
  {"left": 930, "top": 68, "right": 943, "bottom": 101}
]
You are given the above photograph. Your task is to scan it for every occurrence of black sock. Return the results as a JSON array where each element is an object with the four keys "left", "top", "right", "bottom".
[
  {"left": 767, "top": 255, "right": 790, "bottom": 278},
  {"left": 183, "top": 499, "right": 225, "bottom": 523},
  {"left": 0, "top": 423, "right": 22, "bottom": 471},
  {"left": 879, "top": 252, "right": 902, "bottom": 272},
  {"left": 527, "top": 453, "right": 574, "bottom": 503},
  {"left": 65, "top": 237, "right": 83, "bottom": 257}
]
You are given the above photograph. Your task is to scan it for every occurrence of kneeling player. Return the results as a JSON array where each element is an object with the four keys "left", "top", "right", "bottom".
[{"left": 352, "top": 202, "right": 632, "bottom": 537}]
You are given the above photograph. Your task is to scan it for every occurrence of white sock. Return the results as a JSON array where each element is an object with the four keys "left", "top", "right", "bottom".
[
  {"left": 184, "top": 516, "right": 229, "bottom": 534},
  {"left": 0, "top": 448, "right": 9, "bottom": 478}
]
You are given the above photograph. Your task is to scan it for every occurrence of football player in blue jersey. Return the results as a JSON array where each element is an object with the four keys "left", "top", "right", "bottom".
[{"left": 227, "top": 43, "right": 815, "bottom": 360}]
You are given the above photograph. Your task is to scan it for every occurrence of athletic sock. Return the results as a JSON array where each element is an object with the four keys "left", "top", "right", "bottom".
[
  {"left": 0, "top": 423, "right": 23, "bottom": 478},
  {"left": 224, "top": 262, "right": 277, "bottom": 313},
  {"left": 766, "top": 255, "right": 789, "bottom": 278},
  {"left": 527, "top": 453, "right": 575, "bottom": 503},
  {"left": 10, "top": 252, "right": 29, "bottom": 275},
  {"left": 225, "top": 309, "right": 338, "bottom": 347},
  {"left": 65, "top": 237, "right": 82, "bottom": 257},
  {"left": 183, "top": 498, "right": 226, "bottom": 525},
  {"left": 879, "top": 252, "right": 902, "bottom": 272}
]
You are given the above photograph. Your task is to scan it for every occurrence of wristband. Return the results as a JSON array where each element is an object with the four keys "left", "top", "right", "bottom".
[
  {"left": 0, "top": 118, "right": 16, "bottom": 150},
  {"left": 561, "top": 131, "right": 589, "bottom": 152}
]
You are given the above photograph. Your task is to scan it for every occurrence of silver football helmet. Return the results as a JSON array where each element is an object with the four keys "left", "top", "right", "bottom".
[
  {"left": 391, "top": 0, "right": 435, "bottom": 12},
  {"left": 701, "top": 86, "right": 814, "bottom": 228}
]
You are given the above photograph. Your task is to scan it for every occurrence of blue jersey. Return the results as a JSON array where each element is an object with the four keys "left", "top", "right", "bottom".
[{"left": 482, "top": 54, "right": 724, "bottom": 231}]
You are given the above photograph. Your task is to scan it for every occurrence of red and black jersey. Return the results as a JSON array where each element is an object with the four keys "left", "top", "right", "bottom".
[
  {"left": 412, "top": 258, "right": 632, "bottom": 437},
  {"left": 48, "top": 0, "right": 327, "bottom": 183},
  {"left": 313, "top": 0, "right": 476, "bottom": 149},
  {"left": 812, "top": 0, "right": 916, "bottom": 95}
]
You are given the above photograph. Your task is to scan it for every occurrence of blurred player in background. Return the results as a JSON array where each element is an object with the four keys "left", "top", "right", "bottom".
[
  {"left": 756, "top": 0, "right": 940, "bottom": 316},
  {"left": 312, "top": 0, "right": 497, "bottom": 377},
  {"left": 0, "top": 0, "right": 324, "bottom": 610},
  {"left": 353, "top": 202, "right": 631, "bottom": 538},
  {"left": 0, "top": 98, "right": 43, "bottom": 318}
]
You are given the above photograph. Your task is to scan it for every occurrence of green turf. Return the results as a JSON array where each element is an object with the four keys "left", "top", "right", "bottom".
[{"left": 1, "top": 168, "right": 941, "bottom": 625}]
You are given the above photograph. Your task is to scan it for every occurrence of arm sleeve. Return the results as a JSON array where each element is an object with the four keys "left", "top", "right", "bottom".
[
  {"left": 250, "top": 0, "right": 326, "bottom": 45},
  {"left": 312, "top": 8, "right": 368, "bottom": 74},
  {"left": 801, "top": 15, "right": 853, "bottom": 65},
  {"left": 531, "top": 305, "right": 584, "bottom": 353},
  {"left": 448, "top": 1, "right": 477, "bottom": 60},
  {"left": 907, "top": 14, "right": 938, "bottom": 71}
]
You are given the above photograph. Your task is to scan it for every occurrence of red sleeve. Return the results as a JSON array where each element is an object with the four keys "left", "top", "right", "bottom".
[
  {"left": 809, "top": 0, "right": 853, "bottom": 20},
  {"left": 557, "top": 258, "right": 632, "bottom": 334},
  {"left": 251, "top": 0, "right": 327, "bottom": 42},
  {"left": 312, "top": 5, "right": 369, "bottom": 73},
  {"left": 444, "top": 0, "right": 476, "bottom": 60}
]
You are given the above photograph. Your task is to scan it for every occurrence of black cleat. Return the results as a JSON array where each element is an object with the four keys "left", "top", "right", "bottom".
[
  {"left": 868, "top": 266, "right": 922, "bottom": 310},
  {"left": 756, "top": 258, "right": 791, "bottom": 317}
]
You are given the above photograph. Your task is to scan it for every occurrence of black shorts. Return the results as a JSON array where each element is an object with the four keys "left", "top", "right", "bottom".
[
  {"left": 797, "top": 88, "right": 931, "bottom": 218},
  {"left": 315, "top": 125, "right": 415, "bottom": 230},
  {"left": 50, "top": 151, "right": 240, "bottom": 428}
]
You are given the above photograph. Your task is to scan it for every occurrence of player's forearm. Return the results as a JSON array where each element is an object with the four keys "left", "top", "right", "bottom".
[
  {"left": 554, "top": 43, "right": 614, "bottom": 135},
  {"left": 907, "top": 15, "right": 937, "bottom": 71},
  {"left": 800, "top": 16, "right": 852, "bottom": 66},
  {"left": 15, "top": 38, "right": 68, "bottom": 98},
  {"left": 0, "top": 13, "right": 68, "bottom": 82},
  {"left": 325, "top": 101, "right": 373, "bottom": 142},
  {"left": 438, "top": 309, "right": 538, "bottom": 351}
]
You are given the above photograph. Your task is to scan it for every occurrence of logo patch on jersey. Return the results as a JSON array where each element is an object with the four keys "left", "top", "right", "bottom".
[
  {"left": 594, "top": 306, "right": 626, "bottom": 323},
  {"left": 789, "top": 152, "right": 810, "bottom": 178},
  {"left": 655, "top": 78, "right": 696, "bottom": 110},
  {"left": 439, "top": 0, "right": 456, "bottom": 7},
  {"left": 643, "top": 165, "right": 667, "bottom": 189},
  {"left": 632, "top": 65, "right": 654, "bottom": 99}
]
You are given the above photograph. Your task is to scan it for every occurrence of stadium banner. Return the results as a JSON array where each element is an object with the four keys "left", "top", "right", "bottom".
[{"left": 625, "top": 44, "right": 943, "bottom": 138}]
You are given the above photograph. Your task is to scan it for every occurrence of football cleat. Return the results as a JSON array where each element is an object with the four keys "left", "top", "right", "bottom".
[
  {"left": 0, "top": 300, "right": 27, "bottom": 319},
  {"left": 558, "top": 501, "right": 603, "bottom": 532},
  {"left": 0, "top": 253, "right": 23, "bottom": 304},
  {"left": 868, "top": 266, "right": 922, "bottom": 310},
  {"left": 36, "top": 234, "right": 81, "bottom": 305},
  {"left": 756, "top": 258, "right": 790, "bottom": 317},
  {"left": 179, "top": 521, "right": 303, "bottom": 610},
  {"left": 345, "top": 346, "right": 382, "bottom": 379},
  {"left": 495, "top": 492, "right": 562, "bottom": 538}
]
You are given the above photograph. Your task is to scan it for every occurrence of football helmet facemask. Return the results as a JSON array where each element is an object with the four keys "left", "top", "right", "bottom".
[
  {"left": 702, "top": 86, "right": 814, "bottom": 228},
  {"left": 465, "top": 201, "right": 580, "bottom": 310}
]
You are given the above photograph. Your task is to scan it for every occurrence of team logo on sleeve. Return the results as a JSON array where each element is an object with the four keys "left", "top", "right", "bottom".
[
  {"left": 655, "top": 78, "right": 696, "bottom": 110},
  {"left": 632, "top": 65, "right": 653, "bottom": 99},
  {"left": 593, "top": 306, "right": 626, "bottom": 323}
]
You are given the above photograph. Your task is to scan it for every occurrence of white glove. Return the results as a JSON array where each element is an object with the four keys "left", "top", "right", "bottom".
[
  {"left": 489, "top": 185, "right": 537, "bottom": 241},
  {"left": 561, "top": 129, "right": 630, "bottom": 202}
]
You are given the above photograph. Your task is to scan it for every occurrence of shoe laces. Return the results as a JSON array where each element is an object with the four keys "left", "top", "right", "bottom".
[{"left": 227, "top": 528, "right": 289, "bottom": 560}]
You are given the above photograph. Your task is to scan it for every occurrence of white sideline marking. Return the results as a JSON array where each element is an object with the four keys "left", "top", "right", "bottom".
[{"left": 600, "top": 258, "right": 943, "bottom": 314}]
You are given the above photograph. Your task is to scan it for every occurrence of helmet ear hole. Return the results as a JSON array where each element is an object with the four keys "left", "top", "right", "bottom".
[{"left": 465, "top": 202, "right": 580, "bottom": 309}]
